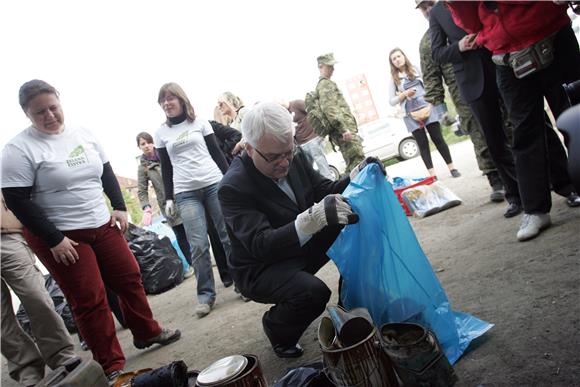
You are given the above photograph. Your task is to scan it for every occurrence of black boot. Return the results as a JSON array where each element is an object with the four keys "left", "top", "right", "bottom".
[{"left": 487, "top": 171, "right": 505, "bottom": 203}]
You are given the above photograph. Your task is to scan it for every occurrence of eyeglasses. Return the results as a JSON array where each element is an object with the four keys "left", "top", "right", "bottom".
[
  {"left": 254, "top": 142, "right": 297, "bottom": 164},
  {"left": 159, "top": 95, "right": 177, "bottom": 104}
]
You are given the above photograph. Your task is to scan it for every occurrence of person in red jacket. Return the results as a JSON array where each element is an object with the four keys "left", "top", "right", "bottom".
[{"left": 447, "top": 1, "right": 580, "bottom": 241}]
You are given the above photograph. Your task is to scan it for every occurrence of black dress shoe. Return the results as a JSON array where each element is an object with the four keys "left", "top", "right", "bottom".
[
  {"left": 273, "top": 343, "right": 304, "bottom": 358},
  {"left": 566, "top": 192, "right": 580, "bottom": 207},
  {"left": 504, "top": 202, "right": 523, "bottom": 218}
]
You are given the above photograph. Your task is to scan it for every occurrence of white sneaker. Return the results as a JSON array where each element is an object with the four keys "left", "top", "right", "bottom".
[
  {"left": 517, "top": 213, "right": 551, "bottom": 241},
  {"left": 183, "top": 266, "right": 194, "bottom": 279},
  {"left": 195, "top": 303, "right": 211, "bottom": 318}
]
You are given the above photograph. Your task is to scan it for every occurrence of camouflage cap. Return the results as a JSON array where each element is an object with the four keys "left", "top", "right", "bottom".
[
  {"left": 317, "top": 53, "right": 337, "bottom": 66},
  {"left": 415, "top": 0, "right": 432, "bottom": 8}
]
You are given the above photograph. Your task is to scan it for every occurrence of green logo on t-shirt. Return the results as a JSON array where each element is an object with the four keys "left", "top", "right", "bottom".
[
  {"left": 66, "top": 145, "right": 88, "bottom": 168},
  {"left": 174, "top": 130, "right": 190, "bottom": 147}
]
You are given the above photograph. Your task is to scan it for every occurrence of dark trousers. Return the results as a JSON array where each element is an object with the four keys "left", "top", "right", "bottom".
[
  {"left": 250, "top": 227, "right": 341, "bottom": 347},
  {"left": 171, "top": 223, "right": 192, "bottom": 266},
  {"left": 412, "top": 122, "right": 453, "bottom": 169},
  {"left": 467, "top": 57, "right": 520, "bottom": 203},
  {"left": 206, "top": 215, "right": 231, "bottom": 284},
  {"left": 495, "top": 25, "right": 580, "bottom": 213}
]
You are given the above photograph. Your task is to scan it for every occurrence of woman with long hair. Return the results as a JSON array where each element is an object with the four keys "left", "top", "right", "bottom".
[
  {"left": 388, "top": 48, "right": 460, "bottom": 178},
  {"left": 155, "top": 82, "right": 232, "bottom": 318},
  {"left": 137, "top": 131, "right": 239, "bottom": 288},
  {"left": 217, "top": 91, "right": 248, "bottom": 130}
]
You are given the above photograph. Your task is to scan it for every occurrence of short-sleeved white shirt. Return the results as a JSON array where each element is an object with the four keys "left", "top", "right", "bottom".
[
  {"left": 154, "top": 118, "right": 223, "bottom": 194},
  {"left": 1, "top": 125, "right": 111, "bottom": 230}
]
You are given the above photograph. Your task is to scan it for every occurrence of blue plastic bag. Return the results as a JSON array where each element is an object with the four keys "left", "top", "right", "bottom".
[
  {"left": 327, "top": 164, "right": 493, "bottom": 364},
  {"left": 144, "top": 221, "right": 190, "bottom": 273}
]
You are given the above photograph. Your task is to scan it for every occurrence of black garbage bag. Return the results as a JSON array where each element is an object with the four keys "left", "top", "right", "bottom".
[
  {"left": 16, "top": 274, "right": 77, "bottom": 335},
  {"left": 273, "top": 361, "right": 334, "bottom": 387},
  {"left": 131, "top": 361, "right": 188, "bottom": 387},
  {"left": 124, "top": 223, "right": 184, "bottom": 295}
]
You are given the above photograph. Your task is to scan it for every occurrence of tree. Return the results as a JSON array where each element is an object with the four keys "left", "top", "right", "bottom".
[{"left": 104, "top": 188, "right": 142, "bottom": 224}]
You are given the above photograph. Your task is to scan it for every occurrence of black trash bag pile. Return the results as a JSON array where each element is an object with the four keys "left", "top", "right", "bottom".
[
  {"left": 131, "top": 361, "right": 188, "bottom": 387},
  {"left": 16, "top": 274, "right": 77, "bottom": 335},
  {"left": 273, "top": 361, "right": 334, "bottom": 387},
  {"left": 124, "top": 223, "right": 184, "bottom": 295}
]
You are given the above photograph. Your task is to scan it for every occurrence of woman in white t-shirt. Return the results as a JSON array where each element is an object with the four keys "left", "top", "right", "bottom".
[
  {"left": 1, "top": 80, "right": 180, "bottom": 382},
  {"left": 155, "top": 82, "right": 232, "bottom": 318},
  {"left": 388, "top": 47, "right": 460, "bottom": 179}
]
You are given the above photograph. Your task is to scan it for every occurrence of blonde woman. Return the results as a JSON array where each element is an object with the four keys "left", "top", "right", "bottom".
[
  {"left": 217, "top": 91, "right": 248, "bottom": 130},
  {"left": 213, "top": 105, "right": 232, "bottom": 126}
]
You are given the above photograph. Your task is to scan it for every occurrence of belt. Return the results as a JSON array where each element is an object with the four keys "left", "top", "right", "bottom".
[
  {"left": 491, "top": 31, "right": 557, "bottom": 67},
  {"left": 491, "top": 53, "right": 510, "bottom": 66}
]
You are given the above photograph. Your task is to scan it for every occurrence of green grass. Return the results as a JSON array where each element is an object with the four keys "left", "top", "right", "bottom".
[
  {"left": 440, "top": 96, "right": 469, "bottom": 147},
  {"left": 441, "top": 123, "right": 468, "bottom": 147}
]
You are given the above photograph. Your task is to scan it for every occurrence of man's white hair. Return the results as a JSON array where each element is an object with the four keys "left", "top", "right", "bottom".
[{"left": 242, "top": 102, "right": 295, "bottom": 147}]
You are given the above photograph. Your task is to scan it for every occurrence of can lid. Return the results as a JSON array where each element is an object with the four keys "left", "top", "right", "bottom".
[{"left": 196, "top": 355, "right": 248, "bottom": 385}]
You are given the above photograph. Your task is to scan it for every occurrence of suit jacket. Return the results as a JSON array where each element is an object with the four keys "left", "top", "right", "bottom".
[
  {"left": 218, "top": 149, "right": 350, "bottom": 295},
  {"left": 429, "top": 1, "right": 493, "bottom": 103},
  {"left": 209, "top": 120, "right": 242, "bottom": 164}
]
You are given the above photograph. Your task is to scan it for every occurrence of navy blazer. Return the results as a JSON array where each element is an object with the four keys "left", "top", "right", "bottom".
[
  {"left": 218, "top": 149, "right": 350, "bottom": 294},
  {"left": 429, "top": 1, "right": 493, "bottom": 103}
]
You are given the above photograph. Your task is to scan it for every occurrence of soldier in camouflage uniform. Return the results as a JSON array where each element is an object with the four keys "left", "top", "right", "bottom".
[
  {"left": 418, "top": 15, "right": 507, "bottom": 202},
  {"left": 315, "top": 53, "right": 365, "bottom": 173}
]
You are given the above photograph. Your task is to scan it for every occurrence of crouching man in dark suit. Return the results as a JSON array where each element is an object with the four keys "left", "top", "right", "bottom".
[{"left": 218, "top": 102, "right": 383, "bottom": 358}]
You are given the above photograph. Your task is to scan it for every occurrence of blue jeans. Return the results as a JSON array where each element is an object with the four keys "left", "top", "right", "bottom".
[{"left": 175, "top": 183, "right": 232, "bottom": 305}]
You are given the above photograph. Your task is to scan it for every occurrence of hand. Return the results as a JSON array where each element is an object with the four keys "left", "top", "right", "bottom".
[
  {"left": 296, "top": 194, "right": 359, "bottom": 235},
  {"left": 342, "top": 131, "right": 354, "bottom": 141},
  {"left": 165, "top": 200, "right": 177, "bottom": 218},
  {"left": 459, "top": 34, "right": 478, "bottom": 52},
  {"left": 441, "top": 111, "right": 457, "bottom": 127},
  {"left": 110, "top": 210, "right": 129, "bottom": 233},
  {"left": 404, "top": 89, "right": 417, "bottom": 98},
  {"left": 142, "top": 206, "right": 153, "bottom": 226},
  {"left": 50, "top": 237, "right": 79, "bottom": 266},
  {"left": 349, "top": 156, "right": 387, "bottom": 180},
  {"left": 232, "top": 139, "right": 246, "bottom": 156}
]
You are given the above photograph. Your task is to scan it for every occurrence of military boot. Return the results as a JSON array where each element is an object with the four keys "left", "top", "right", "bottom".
[{"left": 487, "top": 171, "right": 505, "bottom": 203}]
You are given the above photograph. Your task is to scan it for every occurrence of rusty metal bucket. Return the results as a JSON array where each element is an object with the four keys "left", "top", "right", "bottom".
[
  {"left": 318, "top": 307, "right": 399, "bottom": 387},
  {"left": 379, "top": 322, "right": 457, "bottom": 387},
  {"left": 327, "top": 306, "right": 376, "bottom": 348},
  {"left": 195, "top": 354, "right": 267, "bottom": 387}
]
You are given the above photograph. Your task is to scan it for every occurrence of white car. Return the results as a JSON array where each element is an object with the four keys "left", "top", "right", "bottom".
[{"left": 323, "top": 117, "right": 419, "bottom": 179}]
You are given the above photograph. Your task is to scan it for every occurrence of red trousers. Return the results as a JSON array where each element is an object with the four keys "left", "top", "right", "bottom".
[{"left": 24, "top": 222, "right": 161, "bottom": 374}]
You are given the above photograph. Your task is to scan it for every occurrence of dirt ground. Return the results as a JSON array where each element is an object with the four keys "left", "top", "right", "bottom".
[{"left": 2, "top": 140, "right": 579, "bottom": 386}]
